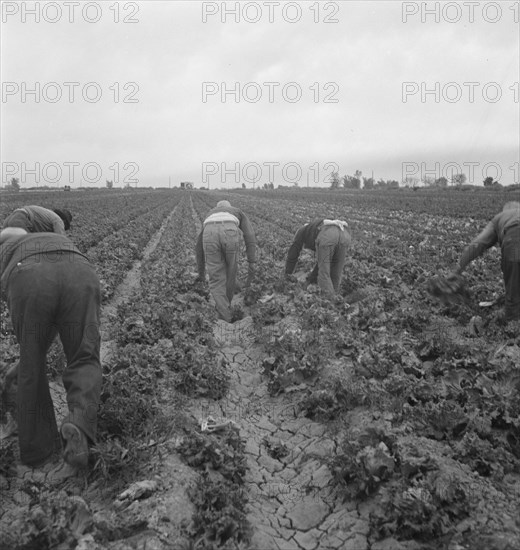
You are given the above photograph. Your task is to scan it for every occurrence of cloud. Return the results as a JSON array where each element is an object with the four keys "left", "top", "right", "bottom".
[{"left": 1, "top": 1, "right": 518, "bottom": 187}]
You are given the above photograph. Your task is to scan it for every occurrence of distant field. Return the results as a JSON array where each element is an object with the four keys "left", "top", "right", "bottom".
[{"left": 1, "top": 188, "right": 519, "bottom": 549}]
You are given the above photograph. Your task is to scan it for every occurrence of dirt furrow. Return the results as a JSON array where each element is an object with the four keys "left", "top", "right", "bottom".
[
  {"left": 100, "top": 204, "right": 180, "bottom": 333},
  {"left": 187, "top": 196, "right": 369, "bottom": 549},
  {"left": 202, "top": 319, "right": 369, "bottom": 550},
  {"left": 47, "top": 205, "right": 181, "bottom": 426}
]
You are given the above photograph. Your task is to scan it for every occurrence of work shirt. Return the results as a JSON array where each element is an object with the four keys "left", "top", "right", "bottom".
[
  {"left": 196, "top": 205, "right": 257, "bottom": 274},
  {"left": 0, "top": 232, "right": 87, "bottom": 295},
  {"left": 204, "top": 211, "right": 240, "bottom": 225},
  {"left": 459, "top": 207, "right": 520, "bottom": 270},
  {"left": 2, "top": 205, "right": 66, "bottom": 235},
  {"left": 285, "top": 219, "right": 350, "bottom": 276},
  {"left": 285, "top": 219, "right": 325, "bottom": 275}
]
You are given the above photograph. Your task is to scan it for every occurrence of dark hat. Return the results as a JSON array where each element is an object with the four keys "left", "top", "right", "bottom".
[{"left": 53, "top": 208, "right": 72, "bottom": 230}]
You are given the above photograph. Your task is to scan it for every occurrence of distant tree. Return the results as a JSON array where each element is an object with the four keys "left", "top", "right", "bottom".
[
  {"left": 241, "top": 183, "right": 246, "bottom": 189},
  {"left": 269, "top": 182, "right": 274, "bottom": 190},
  {"left": 363, "top": 176, "right": 374, "bottom": 189},
  {"left": 9, "top": 177, "right": 20, "bottom": 192},
  {"left": 106, "top": 179, "right": 113, "bottom": 189},
  {"left": 342, "top": 172, "right": 361, "bottom": 189},
  {"left": 376, "top": 178, "right": 387, "bottom": 188},
  {"left": 434, "top": 176, "right": 448, "bottom": 188},
  {"left": 483, "top": 175, "right": 501, "bottom": 187},
  {"left": 451, "top": 173, "right": 466, "bottom": 187},
  {"left": 422, "top": 176, "right": 435, "bottom": 187},
  {"left": 329, "top": 171, "right": 341, "bottom": 190},
  {"left": 387, "top": 179, "right": 399, "bottom": 189},
  {"left": 402, "top": 176, "right": 419, "bottom": 188}
]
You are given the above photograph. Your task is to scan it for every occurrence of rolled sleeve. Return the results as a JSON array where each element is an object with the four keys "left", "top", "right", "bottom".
[{"left": 458, "top": 221, "right": 498, "bottom": 272}]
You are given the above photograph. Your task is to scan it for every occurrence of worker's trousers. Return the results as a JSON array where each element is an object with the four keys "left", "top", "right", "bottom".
[
  {"left": 7, "top": 252, "right": 102, "bottom": 466},
  {"left": 315, "top": 225, "right": 351, "bottom": 295},
  {"left": 202, "top": 221, "right": 240, "bottom": 323}
]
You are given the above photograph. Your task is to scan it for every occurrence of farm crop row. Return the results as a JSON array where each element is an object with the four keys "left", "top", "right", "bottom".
[
  {"left": 238, "top": 187, "right": 519, "bottom": 219},
  {"left": 0, "top": 190, "right": 176, "bottom": 250},
  {"left": 194, "top": 190, "right": 520, "bottom": 548},
  {"left": 0, "top": 188, "right": 518, "bottom": 548},
  {"left": 0, "top": 192, "right": 251, "bottom": 548},
  {"left": 100, "top": 194, "right": 250, "bottom": 547},
  {"left": 0, "top": 191, "right": 183, "bottom": 373}
]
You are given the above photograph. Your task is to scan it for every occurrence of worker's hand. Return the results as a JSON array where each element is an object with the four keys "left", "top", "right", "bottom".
[{"left": 447, "top": 270, "right": 462, "bottom": 282}]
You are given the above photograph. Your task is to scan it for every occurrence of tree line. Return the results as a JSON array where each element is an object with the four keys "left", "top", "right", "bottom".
[{"left": 329, "top": 171, "right": 503, "bottom": 190}]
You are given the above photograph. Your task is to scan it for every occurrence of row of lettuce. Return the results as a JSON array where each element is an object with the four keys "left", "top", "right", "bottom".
[
  {"left": 0, "top": 192, "right": 250, "bottom": 548},
  {"left": 96, "top": 194, "right": 251, "bottom": 548},
  {"left": 194, "top": 191, "right": 520, "bottom": 548}
]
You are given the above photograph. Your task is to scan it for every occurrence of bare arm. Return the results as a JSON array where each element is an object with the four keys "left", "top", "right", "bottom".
[
  {"left": 458, "top": 221, "right": 497, "bottom": 273},
  {"left": 195, "top": 230, "right": 205, "bottom": 276},
  {"left": 285, "top": 226, "right": 306, "bottom": 275},
  {"left": 239, "top": 214, "right": 257, "bottom": 263}
]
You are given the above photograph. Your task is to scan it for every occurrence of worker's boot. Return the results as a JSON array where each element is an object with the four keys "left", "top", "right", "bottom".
[{"left": 61, "top": 422, "right": 89, "bottom": 469}]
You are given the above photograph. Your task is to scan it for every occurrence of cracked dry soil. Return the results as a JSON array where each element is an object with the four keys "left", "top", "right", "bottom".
[{"left": 198, "top": 316, "right": 370, "bottom": 550}]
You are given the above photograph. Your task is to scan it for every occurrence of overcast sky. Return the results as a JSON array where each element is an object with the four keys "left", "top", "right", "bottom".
[{"left": 1, "top": 0, "right": 519, "bottom": 188}]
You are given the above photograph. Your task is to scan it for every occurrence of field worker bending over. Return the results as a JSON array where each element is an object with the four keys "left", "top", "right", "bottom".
[
  {"left": 0, "top": 227, "right": 102, "bottom": 482},
  {"left": 452, "top": 201, "right": 520, "bottom": 323},
  {"left": 1, "top": 206, "right": 74, "bottom": 406},
  {"left": 2, "top": 205, "right": 72, "bottom": 235},
  {"left": 285, "top": 219, "right": 351, "bottom": 296},
  {"left": 196, "top": 200, "right": 257, "bottom": 323}
]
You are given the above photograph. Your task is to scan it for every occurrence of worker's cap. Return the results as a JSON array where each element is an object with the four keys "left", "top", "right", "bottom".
[
  {"left": 53, "top": 208, "right": 72, "bottom": 230},
  {"left": 216, "top": 200, "right": 231, "bottom": 208}
]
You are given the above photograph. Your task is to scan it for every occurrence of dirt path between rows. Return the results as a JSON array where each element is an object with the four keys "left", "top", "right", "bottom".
[
  {"left": 100, "top": 204, "right": 180, "bottom": 345},
  {"left": 49, "top": 204, "right": 181, "bottom": 425},
  {"left": 189, "top": 198, "right": 369, "bottom": 549},
  {"left": 200, "top": 320, "right": 368, "bottom": 550}
]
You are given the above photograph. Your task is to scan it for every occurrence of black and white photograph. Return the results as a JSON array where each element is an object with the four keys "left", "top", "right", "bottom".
[{"left": 1, "top": 1, "right": 519, "bottom": 549}]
